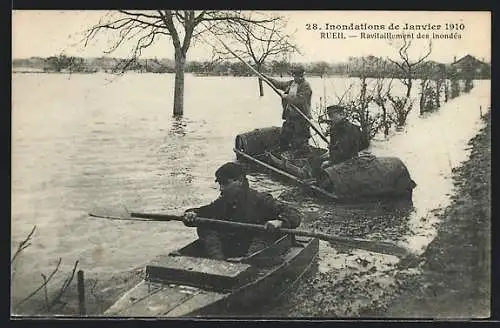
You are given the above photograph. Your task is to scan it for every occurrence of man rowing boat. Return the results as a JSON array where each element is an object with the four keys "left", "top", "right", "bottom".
[{"left": 183, "top": 162, "right": 302, "bottom": 260}]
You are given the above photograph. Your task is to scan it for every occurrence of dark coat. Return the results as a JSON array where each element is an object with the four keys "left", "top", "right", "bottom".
[
  {"left": 267, "top": 77, "right": 312, "bottom": 120},
  {"left": 187, "top": 188, "right": 302, "bottom": 259},
  {"left": 328, "top": 119, "right": 362, "bottom": 165}
]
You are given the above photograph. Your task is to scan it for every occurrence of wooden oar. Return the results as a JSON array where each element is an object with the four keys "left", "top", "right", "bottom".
[
  {"left": 88, "top": 210, "right": 413, "bottom": 258},
  {"left": 206, "top": 29, "right": 329, "bottom": 146},
  {"left": 234, "top": 147, "right": 338, "bottom": 201}
]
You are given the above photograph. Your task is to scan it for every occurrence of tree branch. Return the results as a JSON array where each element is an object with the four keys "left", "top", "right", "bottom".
[
  {"left": 47, "top": 260, "right": 79, "bottom": 311},
  {"left": 118, "top": 10, "right": 162, "bottom": 20},
  {"left": 14, "top": 258, "right": 62, "bottom": 308},
  {"left": 160, "top": 10, "right": 181, "bottom": 51},
  {"left": 11, "top": 225, "right": 37, "bottom": 265}
]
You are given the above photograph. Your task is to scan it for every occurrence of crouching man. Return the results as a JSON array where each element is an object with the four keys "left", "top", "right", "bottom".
[
  {"left": 320, "top": 105, "right": 362, "bottom": 168},
  {"left": 183, "top": 162, "right": 302, "bottom": 260}
]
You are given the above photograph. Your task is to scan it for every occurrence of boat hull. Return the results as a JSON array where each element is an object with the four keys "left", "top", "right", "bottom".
[
  {"left": 104, "top": 236, "right": 319, "bottom": 317},
  {"left": 234, "top": 126, "right": 416, "bottom": 202}
]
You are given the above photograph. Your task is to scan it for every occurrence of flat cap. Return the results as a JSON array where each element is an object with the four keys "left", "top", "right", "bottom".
[
  {"left": 326, "top": 105, "right": 346, "bottom": 114},
  {"left": 215, "top": 162, "right": 246, "bottom": 183}
]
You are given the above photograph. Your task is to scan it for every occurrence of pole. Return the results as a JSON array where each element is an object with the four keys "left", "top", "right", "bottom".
[
  {"left": 204, "top": 28, "right": 329, "bottom": 145},
  {"left": 233, "top": 148, "right": 338, "bottom": 200},
  {"left": 77, "top": 270, "right": 86, "bottom": 316}
]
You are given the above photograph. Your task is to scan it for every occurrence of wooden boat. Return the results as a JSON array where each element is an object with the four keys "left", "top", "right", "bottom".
[
  {"left": 104, "top": 234, "right": 319, "bottom": 317},
  {"left": 234, "top": 126, "right": 417, "bottom": 202}
]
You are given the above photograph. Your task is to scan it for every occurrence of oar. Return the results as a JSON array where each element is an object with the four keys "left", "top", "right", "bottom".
[
  {"left": 88, "top": 210, "right": 414, "bottom": 259},
  {"left": 234, "top": 148, "right": 338, "bottom": 201},
  {"left": 206, "top": 29, "right": 329, "bottom": 145}
]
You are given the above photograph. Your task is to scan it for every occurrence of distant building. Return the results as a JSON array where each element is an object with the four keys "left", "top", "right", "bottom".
[{"left": 450, "top": 55, "right": 491, "bottom": 79}]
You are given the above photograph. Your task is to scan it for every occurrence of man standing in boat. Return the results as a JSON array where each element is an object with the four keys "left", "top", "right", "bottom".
[
  {"left": 264, "top": 64, "right": 312, "bottom": 157},
  {"left": 183, "top": 162, "right": 302, "bottom": 260},
  {"left": 320, "top": 105, "right": 362, "bottom": 168}
]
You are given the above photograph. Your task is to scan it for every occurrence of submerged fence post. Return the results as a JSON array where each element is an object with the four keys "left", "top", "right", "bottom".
[{"left": 77, "top": 270, "right": 86, "bottom": 315}]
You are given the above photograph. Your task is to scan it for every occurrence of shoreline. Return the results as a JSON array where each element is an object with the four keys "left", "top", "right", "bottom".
[{"left": 365, "top": 110, "right": 491, "bottom": 318}]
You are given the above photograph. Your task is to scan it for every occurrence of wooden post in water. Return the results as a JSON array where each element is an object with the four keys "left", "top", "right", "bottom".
[{"left": 77, "top": 270, "right": 86, "bottom": 315}]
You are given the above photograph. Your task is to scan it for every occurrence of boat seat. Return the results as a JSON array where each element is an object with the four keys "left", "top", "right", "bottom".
[{"left": 145, "top": 255, "right": 253, "bottom": 292}]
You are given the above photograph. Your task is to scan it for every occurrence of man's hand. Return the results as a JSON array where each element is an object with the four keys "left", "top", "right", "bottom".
[
  {"left": 265, "top": 219, "right": 283, "bottom": 233},
  {"left": 183, "top": 211, "right": 197, "bottom": 227}
]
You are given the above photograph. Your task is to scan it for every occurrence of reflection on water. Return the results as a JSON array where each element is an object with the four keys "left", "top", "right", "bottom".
[
  {"left": 11, "top": 73, "right": 489, "bottom": 316},
  {"left": 169, "top": 116, "right": 188, "bottom": 137}
]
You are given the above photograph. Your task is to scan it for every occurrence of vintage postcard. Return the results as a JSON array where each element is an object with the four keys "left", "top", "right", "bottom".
[{"left": 11, "top": 10, "right": 491, "bottom": 319}]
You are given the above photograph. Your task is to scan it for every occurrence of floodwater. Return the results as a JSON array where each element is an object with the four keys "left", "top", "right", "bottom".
[{"left": 11, "top": 72, "right": 490, "bottom": 316}]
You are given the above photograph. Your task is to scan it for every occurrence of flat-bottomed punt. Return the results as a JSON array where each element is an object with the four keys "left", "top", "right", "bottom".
[
  {"left": 234, "top": 126, "right": 417, "bottom": 202},
  {"left": 105, "top": 235, "right": 319, "bottom": 317}
]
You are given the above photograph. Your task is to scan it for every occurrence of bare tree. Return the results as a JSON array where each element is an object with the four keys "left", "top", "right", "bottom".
[
  {"left": 418, "top": 62, "right": 433, "bottom": 114},
  {"left": 433, "top": 63, "right": 446, "bottom": 107},
  {"left": 348, "top": 76, "right": 377, "bottom": 149},
  {"left": 327, "top": 75, "right": 380, "bottom": 150},
  {"left": 214, "top": 15, "right": 298, "bottom": 96},
  {"left": 84, "top": 10, "right": 278, "bottom": 116},
  {"left": 11, "top": 226, "right": 80, "bottom": 315},
  {"left": 418, "top": 61, "right": 446, "bottom": 114},
  {"left": 373, "top": 77, "right": 394, "bottom": 137},
  {"left": 387, "top": 39, "right": 432, "bottom": 126}
]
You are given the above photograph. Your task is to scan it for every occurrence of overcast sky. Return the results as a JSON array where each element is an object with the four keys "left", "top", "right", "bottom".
[{"left": 12, "top": 10, "right": 491, "bottom": 64}]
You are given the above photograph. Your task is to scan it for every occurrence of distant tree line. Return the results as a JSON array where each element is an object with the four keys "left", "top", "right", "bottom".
[
  {"left": 13, "top": 54, "right": 490, "bottom": 80},
  {"left": 346, "top": 55, "right": 490, "bottom": 80},
  {"left": 184, "top": 60, "right": 349, "bottom": 77},
  {"left": 310, "top": 42, "right": 487, "bottom": 151},
  {"left": 12, "top": 55, "right": 347, "bottom": 76}
]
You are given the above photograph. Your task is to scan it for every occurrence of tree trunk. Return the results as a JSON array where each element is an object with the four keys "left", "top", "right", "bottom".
[
  {"left": 257, "top": 64, "right": 264, "bottom": 97},
  {"left": 435, "top": 80, "right": 441, "bottom": 108},
  {"left": 173, "top": 50, "right": 186, "bottom": 116},
  {"left": 258, "top": 77, "right": 264, "bottom": 97},
  {"left": 444, "top": 80, "right": 449, "bottom": 102},
  {"left": 419, "top": 80, "right": 426, "bottom": 114},
  {"left": 383, "top": 106, "right": 389, "bottom": 136},
  {"left": 406, "top": 78, "right": 412, "bottom": 99}
]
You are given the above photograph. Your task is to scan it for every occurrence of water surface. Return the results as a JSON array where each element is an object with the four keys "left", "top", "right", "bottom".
[{"left": 11, "top": 73, "right": 490, "bottom": 315}]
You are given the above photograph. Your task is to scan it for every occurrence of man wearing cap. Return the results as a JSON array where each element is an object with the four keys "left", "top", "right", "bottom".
[
  {"left": 264, "top": 64, "right": 312, "bottom": 155},
  {"left": 320, "top": 105, "right": 362, "bottom": 167},
  {"left": 183, "top": 162, "right": 302, "bottom": 260}
]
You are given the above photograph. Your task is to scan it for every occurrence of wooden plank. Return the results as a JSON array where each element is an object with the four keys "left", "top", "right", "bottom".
[
  {"left": 164, "top": 291, "right": 228, "bottom": 317},
  {"left": 117, "top": 285, "right": 194, "bottom": 317},
  {"left": 148, "top": 255, "right": 252, "bottom": 278},
  {"left": 146, "top": 255, "right": 254, "bottom": 291},
  {"left": 105, "top": 281, "right": 164, "bottom": 315}
]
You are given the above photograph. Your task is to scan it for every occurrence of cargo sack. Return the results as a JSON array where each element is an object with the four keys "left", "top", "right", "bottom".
[
  {"left": 235, "top": 127, "right": 282, "bottom": 156},
  {"left": 318, "top": 155, "right": 417, "bottom": 200}
]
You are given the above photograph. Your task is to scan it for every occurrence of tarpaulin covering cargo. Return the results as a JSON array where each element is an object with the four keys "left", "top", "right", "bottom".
[{"left": 318, "top": 155, "right": 417, "bottom": 200}]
